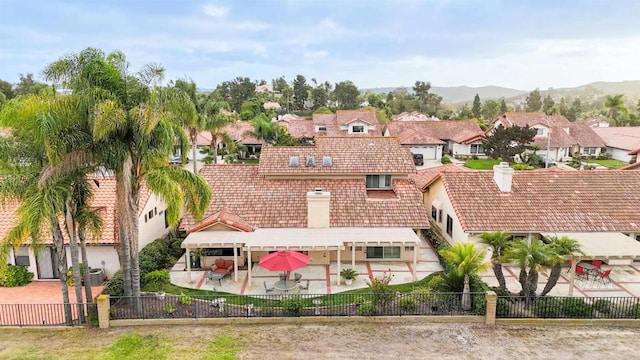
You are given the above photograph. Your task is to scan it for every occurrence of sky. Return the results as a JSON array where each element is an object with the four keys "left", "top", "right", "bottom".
[{"left": 1, "top": 0, "right": 640, "bottom": 91}]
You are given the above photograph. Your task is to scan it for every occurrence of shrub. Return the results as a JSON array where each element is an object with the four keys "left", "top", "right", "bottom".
[
  {"left": 472, "top": 294, "right": 486, "bottom": 315},
  {"left": 533, "top": 297, "right": 564, "bottom": 318},
  {"left": 496, "top": 298, "right": 511, "bottom": 317},
  {"left": 143, "top": 270, "right": 170, "bottom": 292},
  {"left": 282, "top": 295, "right": 304, "bottom": 316},
  {"left": 626, "top": 303, "right": 640, "bottom": 318},
  {"left": 163, "top": 303, "right": 177, "bottom": 315},
  {"left": 178, "top": 292, "right": 193, "bottom": 305},
  {"left": 368, "top": 273, "right": 395, "bottom": 308},
  {"left": 398, "top": 296, "right": 417, "bottom": 313},
  {"left": 0, "top": 264, "right": 34, "bottom": 287},
  {"left": 102, "top": 270, "right": 124, "bottom": 296},
  {"left": 471, "top": 155, "right": 479, "bottom": 160},
  {"left": 340, "top": 268, "right": 358, "bottom": 280},
  {"left": 357, "top": 303, "right": 377, "bottom": 316},
  {"left": 512, "top": 163, "right": 534, "bottom": 170},
  {"left": 490, "top": 286, "right": 512, "bottom": 298},
  {"left": 593, "top": 299, "right": 613, "bottom": 314},
  {"left": 441, "top": 156, "right": 452, "bottom": 164},
  {"left": 139, "top": 238, "right": 183, "bottom": 277},
  {"left": 563, "top": 298, "right": 593, "bottom": 318},
  {"left": 66, "top": 264, "right": 86, "bottom": 286}
]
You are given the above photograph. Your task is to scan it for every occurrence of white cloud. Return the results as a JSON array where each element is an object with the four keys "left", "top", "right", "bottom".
[{"left": 202, "top": 4, "right": 230, "bottom": 18}]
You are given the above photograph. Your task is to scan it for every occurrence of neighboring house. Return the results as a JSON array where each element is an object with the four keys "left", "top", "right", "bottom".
[
  {"left": 415, "top": 163, "right": 640, "bottom": 264},
  {"left": 384, "top": 120, "right": 486, "bottom": 158},
  {"left": 393, "top": 111, "right": 438, "bottom": 122},
  {"left": 582, "top": 116, "right": 610, "bottom": 128},
  {"left": 592, "top": 127, "right": 640, "bottom": 162},
  {"left": 263, "top": 101, "right": 281, "bottom": 111},
  {"left": 179, "top": 136, "right": 429, "bottom": 285},
  {"left": 285, "top": 109, "right": 382, "bottom": 138},
  {"left": 489, "top": 112, "right": 605, "bottom": 161},
  {"left": 2, "top": 177, "right": 170, "bottom": 279},
  {"left": 621, "top": 147, "right": 640, "bottom": 170},
  {"left": 219, "top": 121, "right": 263, "bottom": 156}
]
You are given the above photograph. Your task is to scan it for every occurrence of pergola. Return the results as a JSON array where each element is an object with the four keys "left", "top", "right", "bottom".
[
  {"left": 181, "top": 227, "right": 421, "bottom": 286},
  {"left": 541, "top": 232, "right": 640, "bottom": 295}
]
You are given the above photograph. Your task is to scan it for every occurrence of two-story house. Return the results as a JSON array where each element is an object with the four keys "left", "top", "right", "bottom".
[{"left": 284, "top": 109, "right": 382, "bottom": 139}]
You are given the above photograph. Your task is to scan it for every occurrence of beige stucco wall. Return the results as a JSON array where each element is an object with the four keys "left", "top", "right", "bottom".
[
  {"left": 424, "top": 180, "right": 469, "bottom": 244},
  {"left": 139, "top": 193, "right": 170, "bottom": 250}
]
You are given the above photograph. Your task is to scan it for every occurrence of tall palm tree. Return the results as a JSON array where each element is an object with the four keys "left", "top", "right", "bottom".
[
  {"left": 604, "top": 94, "right": 628, "bottom": 125},
  {"left": 540, "top": 236, "right": 582, "bottom": 296},
  {"left": 504, "top": 238, "right": 559, "bottom": 299},
  {"left": 43, "top": 48, "right": 211, "bottom": 303},
  {"left": 478, "top": 231, "right": 511, "bottom": 290}
]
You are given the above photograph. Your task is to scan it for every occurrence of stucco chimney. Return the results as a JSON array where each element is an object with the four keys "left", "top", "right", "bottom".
[
  {"left": 493, "top": 162, "right": 514, "bottom": 193},
  {"left": 307, "top": 188, "right": 330, "bottom": 228}
]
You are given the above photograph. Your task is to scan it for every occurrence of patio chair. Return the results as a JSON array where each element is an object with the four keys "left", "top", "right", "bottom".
[
  {"left": 565, "top": 259, "right": 573, "bottom": 274},
  {"left": 293, "top": 273, "right": 302, "bottom": 283},
  {"left": 299, "top": 279, "right": 310, "bottom": 291},
  {"left": 596, "top": 269, "right": 612, "bottom": 285},
  {"left": 592, "top": 260, "right": 603, "bottom": 269},
  {"left": 279, "top": 273, "right": 287, "bottom": 281},
  {"left": 575, "top": 266, "right": 589, "bottom": 280},
  {"left": 264, "top": 281, "right": 274, "bottom": 293}
]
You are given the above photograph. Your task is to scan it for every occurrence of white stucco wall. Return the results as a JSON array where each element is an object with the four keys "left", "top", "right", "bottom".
[
  {"left": 425, "top": 180, "right": 470, "bottom": 244},
  {"left": 139, "top": 193, "right": 170, "bottom": 250},
  {"left": 409, "top": 145, "right": 442, "bottom": 160},
  {"left": 608, "top": 147, "right": 633, "bottom": 162}
]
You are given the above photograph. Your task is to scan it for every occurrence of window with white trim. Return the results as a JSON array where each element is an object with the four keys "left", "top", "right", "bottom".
[
  {"left": 536, "top": 128, "right": 544, "bottom": 136},
  {"left": 431, "top": 206, "right": 437, "bottom": 220},
  {"left": 14, "top": 247, "right": 30, "bottom": 266},
  {"left": 470, "top": 144, "right": 484, "bottom": 154},
  {"left": 366, "top": 246, "right": 401, "bottom": 259},
  {"left": 351, "top": 125, "right": 364, "bottom": 133},
  {"left": 582, "top": 147, "right": 597, "bottom": 155},
  {"left": 366, "top": 175, "right": 392, "bottom": 189},
  {"left": 446, "top": 215, "right": 453, "bottom": 237}
]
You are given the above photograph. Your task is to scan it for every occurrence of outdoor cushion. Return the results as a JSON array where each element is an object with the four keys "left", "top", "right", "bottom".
[{"left": 212, "top": 259, "right": 235, "bottom": 275}]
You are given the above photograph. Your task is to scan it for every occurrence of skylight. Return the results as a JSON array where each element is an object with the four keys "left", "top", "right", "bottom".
[
  {"left": 305, "top": 156, "right": 316, "bottom": 167},
  {"left": 322, "top": 156, "right": 333, "bottom": 167},
  {"left": 289, "top": 156, "right": 299, "bottom": 167}
]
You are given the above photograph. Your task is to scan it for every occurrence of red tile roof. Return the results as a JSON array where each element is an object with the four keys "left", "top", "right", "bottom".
[
  {"left": 393, "top": 111, "right": 431, "bottom": 121},
  {"left": 336, "top": 109, "right": 377, "bottom": 125},
  {"left": 180, "top": 164, "right": 429, "bottom": 230},
  {"left": 385, "top": 120, "right": 485, "bottom": 144},
  {"left": 409, "top": 164, "right": 471, "bottom": 190},
  {"left": 593, "top": 127, "right": 640, "bottom": 151},
  {"left": 282, "top": 118, "right": 315, "bottom": 138},
  {"left": 187, "top": 207, "right": 254, "bottom": 233},
  {"left": 621, "top": 162, "right": 640, "bottom": 170},
  {"left": 432, "top": 170, "right": 640, "bottom": 232},
  {"left": 396, "top": 128, "right": 446, "bottom": 145},
  {"left": 222, "top": 121, "right": 263, "bottom": 145},
  {"left": 258, "top": 137, "right": 416, "bottom": 175},
  {"left": 300, "top": 110, "right": 382, "bottom": 137}
]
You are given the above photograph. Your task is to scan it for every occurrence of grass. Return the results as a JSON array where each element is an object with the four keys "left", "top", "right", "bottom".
[
  {"left": 463, "top": 158, "right": 503, "bottom": 170},
  {"left": 587, "top": 159, "right": 628, "bottom": 169},
  {"left": 238, "top": 159, "right": 259, "bottom": 164}
]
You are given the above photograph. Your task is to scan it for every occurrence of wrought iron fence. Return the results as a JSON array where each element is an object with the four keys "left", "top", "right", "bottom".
[
  {"left": 496, "top": 295, "right": 640, "bottom": 319},
  {"left": 109, "top": 292, "right": 486, "bottom": 320},
  {"left": 0, "top": 303, "right": 86, "bottom": 327}
]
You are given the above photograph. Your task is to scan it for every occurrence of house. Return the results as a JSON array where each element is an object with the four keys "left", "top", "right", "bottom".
[
  {"left": 393, "top": 111, "right": 438, "bottom": 122},
  {"left": 2, "top": 177, "right": 171, "bottom": 279},
  {"left": 285, "top": 109, "right": 382, "bottom": 139},
  {"left": 179, "top": 136, "right": 429, "bottom": 285},
  {"left": 219, "top": 121, "right": 263, "bottom": 156},
  {"left": 582, "top": 116, "right": 610, "bottom": 128},
  {"left": 621, "top": 147, "right": 640, "bottom": 170},
  {"left": 592, "top": 127, "right": 640, "bottom": 162},
  {"left": 384, "top": 120, "right": 486, "bottom": 159},
  {"left": 414, "top": 163, "right": 640, "bottom": 265},
  {"left": 489, "top": 112, "right": 605, "bottom": 161}
]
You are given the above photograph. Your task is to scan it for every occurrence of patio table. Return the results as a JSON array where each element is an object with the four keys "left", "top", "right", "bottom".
[
  {"left": 578, "top": 262, "right": 599, "bottom": 277},
  {"left": 206, "top": 272, "right": 227, "bottom": 286},
  {"left": 273, "top": 280, "right": 298, "bottom": 293}
]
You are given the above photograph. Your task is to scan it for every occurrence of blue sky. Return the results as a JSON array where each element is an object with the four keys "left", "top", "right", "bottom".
[{"left": 1, "top": 0, "right": 639, "bottom": 90}]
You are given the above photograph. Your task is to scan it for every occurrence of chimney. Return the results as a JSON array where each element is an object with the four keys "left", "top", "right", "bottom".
[
  {"left": 307, "top": 188, "right": 330, "bottom": 228},
  {"left": 493, "top": 162, "right": 514, "bottom": 193}
]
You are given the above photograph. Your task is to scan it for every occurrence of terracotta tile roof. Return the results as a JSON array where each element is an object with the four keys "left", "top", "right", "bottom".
[
  {"left": 187, "top": 207, "right": 254, "bottom": 233},
  {"left": 258, "top": 137, "right": 416, "bottom": 175},
  {"left": 621, "top": 161, "right": 640, "bottom": 170},
  {"left": 393, "top": 111, "right": 431, "bottom": 121},
  {"left": 593, "top": 127, "right": 640, "bottom": 151},
  {"left": 385, "top": 120, "right": 485, "bottom": 144},
  {"left": 433, "top": 170, "right": 640, "bottom": 232},
  {"left": 307, "top": 112, "right": 382, "bottom": 137},
  {"left": 180, "top": 164, "right": 429, "bottom": 230},
  {"left": 409, "top": 164, "right": 471, "bottom": 190},
  {"left": 282, "top": 118, "right": 315, "bottom": 138},
  {"left": 195, "top": 131, "right": 213, "bottom": 146},
  {"left": 221, "top": 121, "right": 263, "bottom": 145},
  {"left": 336, "top": 109, "right": 377, "bottom": 125},
  {"left": 567, "top": 123, "right": 606, "bottom": 147},
  {"left": 396, "top": 128, "right": 446, "bottom": 145}
]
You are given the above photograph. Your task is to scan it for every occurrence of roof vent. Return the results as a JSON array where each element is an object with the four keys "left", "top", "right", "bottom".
[
  {"left": 322, "top": 156, "right": 333, "bottom": 167},
  {"left": 289, "top": 156, "right": 299, "bottom": 167},
  {"left": 305, "top": 156, "right": 316, "bottom": 167}
]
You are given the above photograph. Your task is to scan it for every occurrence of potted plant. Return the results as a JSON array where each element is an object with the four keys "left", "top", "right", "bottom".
[{"left": 340, "top": 268, "right": 358, "bottom": 285}]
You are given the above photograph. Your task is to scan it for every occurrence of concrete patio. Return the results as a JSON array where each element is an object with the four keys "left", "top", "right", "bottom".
[{"left": 170, "top": 238, "right": 444, "bottom": 295}]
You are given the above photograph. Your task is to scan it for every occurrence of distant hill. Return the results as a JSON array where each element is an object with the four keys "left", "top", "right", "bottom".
[{"left": 361, "top": 85, "right": 526, "bottom": 104}]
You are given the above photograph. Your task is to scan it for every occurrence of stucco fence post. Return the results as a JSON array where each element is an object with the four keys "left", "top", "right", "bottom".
[
  {"left": 485, "top": 291, "right": 497, "bottom": 325},
  {"left": 97, "top": 294, "right": 110, "bottom": 329}
]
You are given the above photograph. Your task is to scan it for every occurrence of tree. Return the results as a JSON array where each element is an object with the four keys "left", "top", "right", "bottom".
[
  {"left": 215, "top": 77, "right": 256, "bottom": 112},
  {"left": 500, "top": 98, "right": 508, "bottom": 114},
  {"left": 604, "top": 94, "right": 629, "bottom": 125},
  {"left": 539, "top": 236, "right": 583, "bottom": 296},
  {"left": 43, "top": 48, "right": 211, "bottom": 306},
  {"left": 481, "top": 99, "right": 501, "bottom": 121},
  {"left": 458, "top": 104, "right": 473, "bottom": 119},
  {"left": 0, "top": 79, "right": 15, "bottom": 100},
  {"left": 240, "top": 100, "right": 261, "bottom": 120},
  {"left": 504, "top": 238, "right": 559, "bottom": 299},
  {"left": 472, "top": 94, "right": 481, "bottom": 119},
  {"left": 332, "top": 81, "right": 359, "bottom": 109},
  {"left": 483, "top": 125, "right": 537, "bottom": 161},
  {"left": 13, "top": 73, "right": 49, "bottom": 97},
  {"left": 566, "top": 98, "right": 582, "bottom": 121},
  {"left": 525, "top": 89, "right": 542, "bottom": 112},
  {"left": 292, "top": 75, "right": 309, "bottom": 111},
  {"left": 413, "top": 81, "right": 431, "bottom": 113},
  {"left": 542, "top": 95, "right": 555, "bottom": 115},
  {"left": 438, "top": 243, "right": 489, "bottom": 293},
  {"left": 478, "top": 231, "right": 511, "bottom": 290}
]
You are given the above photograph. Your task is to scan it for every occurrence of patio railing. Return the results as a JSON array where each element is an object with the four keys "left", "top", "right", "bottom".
[
  {"left": 109, "top": 292, "right": 487, "bottom": 320},
  {"left": 496, "top": 295, "right": 640, "bottom": 319},
  {"left": 0, "top": 303, "right": 87, "bottom": 327}
]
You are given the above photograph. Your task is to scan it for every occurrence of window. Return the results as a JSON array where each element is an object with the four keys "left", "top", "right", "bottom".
[
  {"left": 354, "top": 246, "right": 362, "bottom": 251},
  {"left": 305, "top": 156, "right": 316, "bottom": 167},
  {"left": 317, "top": 125, "right": 326, "bottom": 131},
  {"left": 446, "top": 215, "right": 453, "bottom": 237},
  {"left": 14, "top": 247, "right": 30, "bottom": 266},
  {"left": 404, "top": 246, "right": 414, "bottom": 252},
  {"left": 583, "top": 147, "right": 597, "bottom": 155},
  {"left": 289, "top": 156, "right": 299, "bottom": 167},
  {"left": 322, "top": 156, "right": 333, "bottom": 167},
  {"left": 148, "top": 210, "right": 154, "bottom": 220},
  {"left": 144, "top": 214, "right": 148, "bottom": 223},
  {"left": 366, "top": 175, "right": 392, "bottom": 189},
  {"left": 536, "top": 128, "right": 544, "bottom": 136},
  {"left": 204, "top": 248, "right": 241, "bottom": 256},
  {"left": 154, "top": 207, "right": 157, "bottom": 215},
  {"left": 431, "top": 206, "right": 437, "bottom": 220},
  {"left": 438, "top": 209, "right": 443, "bottom": 223},
  {"left": 366, "top": 246, "right": 401, "bottom": 259},
  {"left": 636, "top": 234, "right": 640, "bottom": 242},
  {"left": 470, "top": 144, "right": 484, "bottom": 154},
  {"left": 164, "top": 211, "right": 169, "bottom": 228},
  {"left": 351, "top": 125, "right": 364, "bottom": 133}
]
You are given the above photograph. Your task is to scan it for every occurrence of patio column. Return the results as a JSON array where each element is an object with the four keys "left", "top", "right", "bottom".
[
  {"left": 413, "top": 243, "right": 418, "bottom": 281},
  {"left": 233, "top": 243, "right": 238, "bottom": 283},
  {"left": 336, "top": 247, "right": 341, "bottom": 285},
  {"left": 568, "top": 255, "right": 577, "bottom": 296},
  {"left": 186, "top": 247, "right": 192, "bottom": 283},
  {"left": 247, "top": 247, "right": 252, "bottom": 287},
  {"left": 351, "top": 242, "right": 356, "bottom": 268}
]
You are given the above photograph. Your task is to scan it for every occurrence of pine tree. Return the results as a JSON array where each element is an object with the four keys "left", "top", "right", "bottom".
[
  {"left": 525, "top": 89, "right": 542, "bottom": 112},
  {"left": 472, "top": 94, "right": 481, "bottom": 119}
]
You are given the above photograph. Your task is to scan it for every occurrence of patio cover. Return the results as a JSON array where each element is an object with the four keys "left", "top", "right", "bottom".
[{"left": 540, "top": 232, "right": 640, "bottom": 259}]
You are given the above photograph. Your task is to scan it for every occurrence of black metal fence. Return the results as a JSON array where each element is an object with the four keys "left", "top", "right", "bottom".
[
  {"left": 496, "top": 295, "right": 640, "bottom": 319},
  {"left": 109, "top": 292, "right": 486, "bottom": 320},
  {"left": 0, "top": 303, "right": 86, "bottom": 327}
]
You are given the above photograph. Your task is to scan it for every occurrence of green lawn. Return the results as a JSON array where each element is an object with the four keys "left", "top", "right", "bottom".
[
  {"left": 238, "top": 159, "right": 259, "bottom": 164},
  {"left": 588, "top": 159, "right": 629, "bottom": 169},
  {"left": 463, "top": 159, "right": 502, "bottom": 170}
]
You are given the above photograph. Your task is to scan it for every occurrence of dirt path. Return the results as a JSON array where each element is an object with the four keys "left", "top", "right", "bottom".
[{"left": 1, "top": 323, "right": 638, "bottom": 359}]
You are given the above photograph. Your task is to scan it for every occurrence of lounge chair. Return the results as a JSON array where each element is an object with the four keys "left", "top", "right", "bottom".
[
  {"left": 264, "top": 281, "right": 274, "bottom": 293},
  {"left": 293, "top": 273, "right": 302, "bottom": 283}
]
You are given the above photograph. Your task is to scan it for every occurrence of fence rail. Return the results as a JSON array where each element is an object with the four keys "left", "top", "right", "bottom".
[
  {"left": 496, "top": 295, "right": 640, "bottom": 319},
  {"left": 0, "top": 303, "right": 85, "bottom": 327},
  {"left": 109, "top": 292, "right": 487, "bottom": 320}
]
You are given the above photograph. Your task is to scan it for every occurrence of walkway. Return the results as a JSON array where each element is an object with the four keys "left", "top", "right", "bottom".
[
  {"left": 0, "top": 281, "right": 104, "bottom": 304},
  {"left": 170, "top": 238, "right": 444, "bottom": 295}
]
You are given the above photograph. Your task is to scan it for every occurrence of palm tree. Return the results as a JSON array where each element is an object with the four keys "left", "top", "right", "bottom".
[
  {"left": 539, "top": 236, "right": 583, "bottom": 296},
  {"left": 478, "top": 231, "right": 511, "bottom": 290},
  {"left": 43, "top": 48, "right": 211, "bottom": 304},
  {"left": 438, "top": 243, "right": 490, "bottom": 292},
  {"left": 604, "top": 94, "right": 628, "bottom": 125},
  {"left": 504, "top": 238, "right": 560, "bottom": 299}
]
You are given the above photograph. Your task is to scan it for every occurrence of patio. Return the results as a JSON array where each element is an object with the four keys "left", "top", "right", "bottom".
[{"left": 170, "top": 237, "right": 444, "bottom": 295}]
